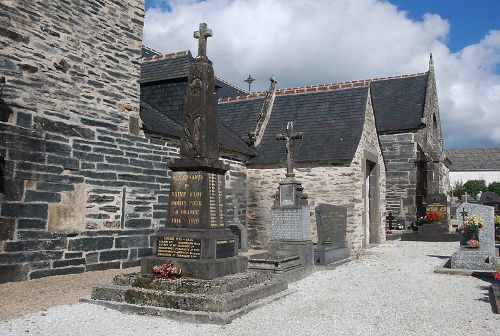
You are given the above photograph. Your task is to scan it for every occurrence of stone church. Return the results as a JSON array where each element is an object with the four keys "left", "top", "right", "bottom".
[{"left": 0, "top": 0, "right": 448, "bottom": 283}]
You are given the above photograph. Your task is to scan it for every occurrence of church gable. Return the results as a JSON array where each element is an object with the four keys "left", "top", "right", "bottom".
[{"left": 370, "top": 73, "right": 428, "bottom": 133}]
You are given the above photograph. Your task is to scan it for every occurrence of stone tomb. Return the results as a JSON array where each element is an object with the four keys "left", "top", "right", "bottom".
[
  {"left": 402, "top": 193, "right": 458, "bottom": 242},
  {"left": 450, "top": 202, "right": 497, "bottom": 270},
  {"left": 313, "top": 204, "right": 350, "bottom": 265}
]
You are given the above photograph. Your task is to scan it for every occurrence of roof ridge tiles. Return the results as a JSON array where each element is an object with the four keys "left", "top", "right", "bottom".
[
  {"left": 142, "top": 50, "right": 192, "bottom": 62},
  {"left": 141, "top": 45, "right": 162, "bottom": 55},
  {"left": 218, "top": 71, "right": 428, "bottom": 104}
]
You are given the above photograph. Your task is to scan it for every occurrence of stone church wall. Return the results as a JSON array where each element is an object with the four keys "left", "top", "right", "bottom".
[
  {"left": 246, "top": 96, "right": 386, "bottom": 255},
  {"left": 0, "top": 0, "right": 181, "bottom": 283},
  {"left": 379, "top": 132, "right": 418, "bottom": 225}
]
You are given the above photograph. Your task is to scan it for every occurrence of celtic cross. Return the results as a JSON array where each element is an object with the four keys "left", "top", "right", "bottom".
[
  {"left": 276, "top": 121, "right": 303, "bottom": 177},
  {"left": 193, "top": 23, "right": 212, "bottom": 58}
]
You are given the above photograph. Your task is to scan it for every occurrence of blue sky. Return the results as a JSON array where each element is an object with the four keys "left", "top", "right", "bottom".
[
  {"left": 143, "top": 1, "right": 500, "bottom": 148},
  {"left": 145, "top": 0, "right": 500, "bottom": 54},
  {"left": 391, "top": 0, "right": 500, "bottom": 53}
]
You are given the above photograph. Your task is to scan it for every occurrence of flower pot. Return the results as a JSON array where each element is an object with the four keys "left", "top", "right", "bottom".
[{"left": 459, "top": 230, "right": 479, "bottom": 246}]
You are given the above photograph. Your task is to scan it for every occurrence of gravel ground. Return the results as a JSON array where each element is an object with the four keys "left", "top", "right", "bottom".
[{"left": 1, "top": 241, "right": 498, "bottom": 336}]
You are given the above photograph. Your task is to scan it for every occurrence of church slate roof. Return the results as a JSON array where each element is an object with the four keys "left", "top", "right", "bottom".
[
  {"left": 445, "top": 148, "right": 500, "bottom": 171},
  {"left": 218, "top": 87, "right": 369, "bottom": 165},
  {"left": 140, "top": 48, "right": 247, "bottom": 98},
  {"left": 141, "top": 52, "right": 193, "bottom": 83},
  {"left": 140, "top": 99, "right": 256, "bottom": 156},
  {"left": 370, "top": 74, "right": 428, "bottom": 133}
]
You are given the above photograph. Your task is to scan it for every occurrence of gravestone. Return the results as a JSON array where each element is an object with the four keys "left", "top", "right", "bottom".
[
  {"left": 313, "top": 204, "right": 350, "bottom": 265},
  {"left": 267, "top": 121, "right": 313, "bottom": 266},
  {"left": 451, "top": 202, "right": 497, "bottom": 270},
  {"left": 141, "top": 23, "right": 247, "bottom": 279},
  {"left": 250, "top": 122, "right": 314, "bottom": 277}
]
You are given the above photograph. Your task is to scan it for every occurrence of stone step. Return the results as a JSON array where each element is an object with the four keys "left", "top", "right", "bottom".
[
  {"left": 112, "top": 271, "right": 273, "bottom": 295},
  {"left": 90, "top": 273, "right": 287, "bottom": 313},
  {"left": 81, "top": 287, "right": 295, "bottom": 325}
]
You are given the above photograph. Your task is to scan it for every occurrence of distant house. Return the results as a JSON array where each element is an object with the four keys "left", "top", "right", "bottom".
[{"left": 445, "top": 148, "right": 500, "bottom": 185}]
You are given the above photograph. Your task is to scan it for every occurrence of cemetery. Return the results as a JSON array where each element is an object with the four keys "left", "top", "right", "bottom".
[{"left": 0, "top": 0, "right": 499, "bottom": 334}]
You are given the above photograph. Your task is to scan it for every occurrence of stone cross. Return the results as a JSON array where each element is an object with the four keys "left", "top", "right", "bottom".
[
  {"left": 276, "top": 121, "right": 303, "bottom": 177},
  {"left": 460, "top": 208, "right": 468, "bottom": 224},
  {"left": 193, "top": 23, "right": 212, "bottom": 58},
  {"left": 464, "top": 192, "right": 468, "bottom": 203}
]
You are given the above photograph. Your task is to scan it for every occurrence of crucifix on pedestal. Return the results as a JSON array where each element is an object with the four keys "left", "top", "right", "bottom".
[{"left": 276, "top": 121, "right": 303, "bottom": 177}]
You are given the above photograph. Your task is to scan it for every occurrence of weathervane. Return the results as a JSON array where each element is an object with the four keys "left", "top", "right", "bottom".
[{"left": 244, "top": 74, "right": 255, "bottom": 92}]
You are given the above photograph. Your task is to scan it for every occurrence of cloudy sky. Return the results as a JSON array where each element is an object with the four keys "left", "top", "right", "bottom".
[{"left": 142, "top": 0, "right": 500, "bottom": 149}]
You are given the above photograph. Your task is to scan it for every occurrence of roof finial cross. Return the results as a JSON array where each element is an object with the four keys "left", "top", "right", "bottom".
[
  {"left": 276, "top": 121, "right": 303, "bottom": 177},
  {"left": 193, "top": 23, "right": 212, "bottom": 58}
]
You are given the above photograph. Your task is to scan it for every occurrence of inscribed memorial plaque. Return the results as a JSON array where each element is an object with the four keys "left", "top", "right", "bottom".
[
  {"left": 168, "top": 172, "right": 204, "bottom": 227},
  {"left": 215, "top": 239, "right": 235, "bottom": 259},
  {"left": 157, "top": 236, "right": 201, "bottom": 259},
  {"left": 279, "top": 184, "right": 295, "bottom": 206},
  {"left": 315, "top": 204, "right": 347, "bottom": 245}
]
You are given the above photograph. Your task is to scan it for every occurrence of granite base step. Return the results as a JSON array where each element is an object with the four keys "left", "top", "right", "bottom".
[
  {"left": 82, "top": 288, "right": 295, "bottom": 324},
  {"left": 248, "top": 252, "right": 316, "bottom": 283},
  {"left": 314, "top": 245, "right": 350, "bottom": 265},
  {"left": 401, "top": 231, "right": 459, "bottom": 242},
  {"left": 87, "top": 271, "right": 287, "bottom": 322}
]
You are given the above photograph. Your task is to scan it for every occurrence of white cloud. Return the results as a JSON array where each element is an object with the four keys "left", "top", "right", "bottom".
[{"left": 143, "top": 0, "right": 500, "bottom": 148}]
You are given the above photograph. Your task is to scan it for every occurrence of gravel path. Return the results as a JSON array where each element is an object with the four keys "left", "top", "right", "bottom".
[{"left": 1, "top": 241, "right": 498, "bottom": 336}]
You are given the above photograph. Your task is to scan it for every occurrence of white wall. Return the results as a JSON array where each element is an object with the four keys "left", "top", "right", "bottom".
[{"left": 449, "top": 171, "right": 500, "bottom": 185}]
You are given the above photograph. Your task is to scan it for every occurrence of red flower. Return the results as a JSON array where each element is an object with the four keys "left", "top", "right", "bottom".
[
  {"left": 495, "top": 272, "right": 500, "bottom": 281},
  {"left": 425, "top": 211, "right": 443, "bottom": 222}
]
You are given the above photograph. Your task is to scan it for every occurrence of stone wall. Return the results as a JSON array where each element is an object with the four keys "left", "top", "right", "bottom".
[
  {"left": 0, "top": 0, "right": 175, "bottom": 283},
  {"left": 246, "top": 94, "right": 386, "bottom": 255},
  {"left": 379, "top": 132, "right": 418, "bottom": 225}
]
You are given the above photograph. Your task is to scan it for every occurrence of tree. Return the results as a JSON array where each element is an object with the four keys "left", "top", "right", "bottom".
[
  {"left": 452, "top": 181, "right": 466, "bottom": 199},
  {"left": 488, "top": 181, "right": 500, "bottom": 195},
  {"left": 463, "top": 180, "right": 487, "bottom": 200}
]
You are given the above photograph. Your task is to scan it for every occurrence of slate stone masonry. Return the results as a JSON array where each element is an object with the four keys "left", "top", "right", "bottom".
[{"left": 0, "top": 0, "right": 178, "bottom": 283}]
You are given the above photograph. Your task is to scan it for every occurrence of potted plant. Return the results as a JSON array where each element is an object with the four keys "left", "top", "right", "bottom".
[{"left": 458, "top": 215, "right": 484, "bottom": 245}]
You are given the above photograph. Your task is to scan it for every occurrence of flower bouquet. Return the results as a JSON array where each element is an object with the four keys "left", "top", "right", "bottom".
[
  {"left": 424, "top": 211, "right": 443, "bottom": 222},
  {"left": 466, "top": 239, "right": 480, "bottom": 248},
  {"left": 152, "top": 261, "right": 183, "bottom": 280},
  {"left": 459, "top": 215, "right": 484, "bottom": 235}
]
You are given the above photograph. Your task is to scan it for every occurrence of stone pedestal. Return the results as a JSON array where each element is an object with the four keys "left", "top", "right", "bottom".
[
  {"left": 266, "top": 175, "right": 314, "bottom": 268},
  {"left": 141, "top": 158, "right": 247, "bottom": 279},
  {"left": 314, "top": 242, "right": 350, "bottom": 266}
]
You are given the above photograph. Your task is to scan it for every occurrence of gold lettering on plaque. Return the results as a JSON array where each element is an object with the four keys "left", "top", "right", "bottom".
[{"left": 169, "top": 172, "right": 204, "bottom": 226}]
